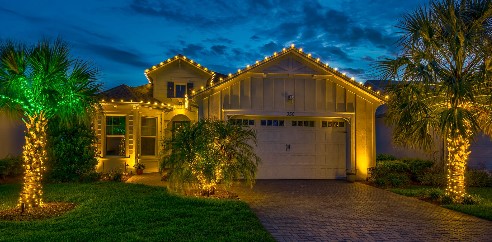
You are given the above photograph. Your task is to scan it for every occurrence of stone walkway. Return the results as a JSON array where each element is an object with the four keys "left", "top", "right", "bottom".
[{"left": 127, "top": 174, "right": 492, "bottom": 241}]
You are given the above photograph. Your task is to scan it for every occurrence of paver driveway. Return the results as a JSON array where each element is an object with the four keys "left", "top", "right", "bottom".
[{"left": 230, "top": 180, "right": 492, "bottom": 241}]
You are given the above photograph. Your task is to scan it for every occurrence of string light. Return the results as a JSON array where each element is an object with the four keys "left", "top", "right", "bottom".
[
  {"left": 445, "top": 118, "right": 471, "bottom": 202},
  {"left": 185, "top": 45, "right": 384, "bottom": 101},
  {"left": 18, "top": 112, "right": 48, "bottom": 208}
]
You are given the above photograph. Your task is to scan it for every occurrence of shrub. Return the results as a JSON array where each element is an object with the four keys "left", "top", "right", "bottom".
[
  {"left": 462, "top": 194, "right": 483, "bottom": 205},
  {"left": 426, "top": 188, "right": 444, "bottom": 201},
  {"left": 420, "top": 172, "right": 447, "bottom": 187},
  {"left": 371, "top": 160, "right": 411, "bottom": 187},
  {"left": 465, "top": 169, "right": 490, "bottom": 187},
  {"left": 100, "top": 170, "right": 123, "bottom": 182},
  {"left": 440, "top": 194, "right": 454, "bottom": 205},
  {"left": 46, "top": 118, "right": 99, "bottom": 182},
  {"left": 0, "top": 155, "right": 23, "bottom": 178},
  {"left": 161, "top": 119, "right": 260, "bottom": 195},
  {"left": 404, "top": 159, "right": 434, "bottom": 182},
  {"left": 376, "top": 153, "right": 397, "bottom": 162}
]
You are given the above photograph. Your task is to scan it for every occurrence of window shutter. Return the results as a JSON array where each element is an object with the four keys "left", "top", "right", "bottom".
[
  {"left": 187, "top": 82, "right": 194, "bottom": 96},
  {"left": 167, "top": 82, "right": 174, "bottom": 98}
]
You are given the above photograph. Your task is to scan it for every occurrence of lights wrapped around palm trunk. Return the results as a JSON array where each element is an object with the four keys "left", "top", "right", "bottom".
[
  {"left": 18, "top": 112, "right": 48, "bottom": 208},
  {"left": 445, "top": 124, "right": 471, "bottom": 203}
]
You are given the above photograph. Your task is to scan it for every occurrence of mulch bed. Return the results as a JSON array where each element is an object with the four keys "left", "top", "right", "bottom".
[{"left": 0, "top": 202, "right": 76, "bottom": 221}]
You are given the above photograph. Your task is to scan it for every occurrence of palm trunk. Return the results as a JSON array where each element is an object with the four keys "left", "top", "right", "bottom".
[
  {"left": 445, "top": 134, "right": 470, "bottom": 203},
  {"left": 19, "top": 112, "right": 48, "bottom": 209}
]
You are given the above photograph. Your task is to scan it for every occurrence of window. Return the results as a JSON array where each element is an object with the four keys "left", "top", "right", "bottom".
[
  {"left": 321, "top": 121, "right": 345, "bottom": 128},
  {"left": 106, "top": 116, "right": 126, "bottom": 156},
  {"left": 292, "top": 120, "right": 315, "bottom": 127},
  {"left": 260, "top": 119, "right": 285, "bottom": 127},
  {"left": 141, "top": 117, "right": 157, "bottom": 156},
  {"left": 175, "top": 84, "right": 186, "bottom": 98},
  {"left": 167, "top": 82, "right": 194, "bottom": 98},
  {"left": 229, "top": 119, "right": 255, "bottom": 126}
]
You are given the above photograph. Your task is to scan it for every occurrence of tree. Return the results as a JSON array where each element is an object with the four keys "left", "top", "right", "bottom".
[
  {"left": 161, "top": 119, "right": 260, "bottom": 195},
  {"left": 378, "top": 0, "right": 492, "bottom": 203},
  {"left": 0, "top": 39, "right": 100, "bottom": 208}
]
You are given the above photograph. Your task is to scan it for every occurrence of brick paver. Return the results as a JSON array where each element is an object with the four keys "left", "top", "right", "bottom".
[
  {"left": 128, "top": 174, "right": 492, "bottom": 241},
  {"left": 230, "top": 180, "right": 492, "bottom": 241}
]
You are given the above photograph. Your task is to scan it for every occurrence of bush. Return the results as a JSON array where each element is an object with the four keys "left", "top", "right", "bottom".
[
  {"left": 0, "top": 155, "right": 22, "bottom": 178},
  {"left": 100, "top": 170, "right": 123, "bottom": 182},
  {"left": 376, "top": 153, "right": 397, "bottom": 162},
  {"left": 371, "top": 160, "right": 411, "bottom": 187},
  {"left": 462, "top": 194, "right": 483, "bottom": 205},
  {"left": 425, "top": 188, "right": 444, "bottom": 201},
  {"left": 46, "top": 118, "right": 99, "bottom": 182},
  {"left": 161, "top": 119, "right": 260, "bottom": 195},
  {"left": 404, "top": 159, "right": 434, "bottom": 182},
  {"left": 420, "top": 172, "right": 447, "bottom": 187},
  {"left": 440, "top": 194, "right": 454, "bottom": 205},
  {"left": 465, "top": 169, "right": 491, "bottom": 187}
]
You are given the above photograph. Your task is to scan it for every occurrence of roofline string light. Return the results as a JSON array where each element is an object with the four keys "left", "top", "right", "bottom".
[
  {"left": 100, "top": 99, "right": 174, "bottom": 111},
  {"left": 191, "top": 44, "right": 384, "bottom": 101},
  {"left": 144, "top": 54, "right": 215, "bottom": 84}
]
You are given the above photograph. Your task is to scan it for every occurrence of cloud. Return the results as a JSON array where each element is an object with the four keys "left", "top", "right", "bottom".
[
  {"left": 320, "top": 46, "right": 353, "bottom": 63},
  {"left": 260, "top": 41, "right": 280, "bottom": 54},
  {"left": 0, "top": 7, "right": 46, "bottom": 23},
  {"left": 128, "top": 0, "right": 247, "bottom": 28},
  {"left": 250, "top": 0, "right": 400, "bottom": 53},
  {"left": 340, "top": 67, "right": 365, "bottom": 75},
  {"left": 211, "top": 45, "right": 227, "bottom": 55},
  {"left": 204, "top": 37, "right": 233, "bottom": 44},
  {"left": 80, "top": 43, "right": 150, "bottom": 68}
]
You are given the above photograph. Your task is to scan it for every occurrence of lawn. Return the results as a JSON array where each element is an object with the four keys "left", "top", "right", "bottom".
[
  {"left": 0, "top": 182, "right": 274, "bottom": 241},
  {"left": 391, "top": 186, "right": 492, "bottom": 221}
]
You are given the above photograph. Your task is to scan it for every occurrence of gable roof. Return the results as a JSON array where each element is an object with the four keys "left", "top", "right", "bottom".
[
  {"left": 99, "top": 84, "right": 159, "bottom": 103},
  {"left": 193, "top": 45, "right": 385, "bottom": 103},
  {"left": 144, "top": 54, "right": 217, "bottom": 84}
]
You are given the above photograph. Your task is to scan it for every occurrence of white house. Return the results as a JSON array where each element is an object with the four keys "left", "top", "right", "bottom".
[{"left": 97, "top": 46, "right": 385, "bottom": 180}]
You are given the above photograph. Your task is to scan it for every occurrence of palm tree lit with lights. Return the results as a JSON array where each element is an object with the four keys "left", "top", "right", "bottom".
[
  {"left": 379, "top": 0, "right": 492, "bottom": 203},
  {"left": 0, "top": 39, "right": 100, "bottom": 209}
]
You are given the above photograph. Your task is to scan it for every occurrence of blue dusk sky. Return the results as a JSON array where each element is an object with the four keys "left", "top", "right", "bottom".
[{"left": 0, "top": 0, "right": 426, "bottom": 90}]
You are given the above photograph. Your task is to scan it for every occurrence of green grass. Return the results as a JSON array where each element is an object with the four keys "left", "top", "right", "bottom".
[
  {"left": 391, "top": 186, "right": 492, "bottom": 221},
  {"left": 0, "top": 182, "right": 274, "bottom": 241}
]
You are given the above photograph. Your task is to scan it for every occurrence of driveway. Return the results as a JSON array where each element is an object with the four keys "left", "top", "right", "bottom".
[{"left": 230, "top": 180, "right": 492, "bottom": 241}]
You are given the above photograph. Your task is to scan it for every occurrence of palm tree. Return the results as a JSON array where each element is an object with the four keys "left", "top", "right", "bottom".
[
  {"left": 0, "top": 39, "right": 100, "bottom": 209},
  {"left": 379, "top": 0, "right": 492, "bottom": 203}
]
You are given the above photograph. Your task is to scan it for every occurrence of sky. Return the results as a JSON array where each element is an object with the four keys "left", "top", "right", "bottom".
[{"left": 0, "top": 0, "right": 427, "bottom": 90}]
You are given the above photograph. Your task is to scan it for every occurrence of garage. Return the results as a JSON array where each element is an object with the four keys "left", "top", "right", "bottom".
[
  {"left": 196, "top": 47, "right": 383, "bottom": 180},
  {"left": 232, "top": 116, "right": 347, "bottom": 179}
]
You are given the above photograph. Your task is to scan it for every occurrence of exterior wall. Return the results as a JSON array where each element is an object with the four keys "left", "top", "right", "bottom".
[
  {"left": 95, "top": 102, "right": 197, "bottom": 174},
  {"left": 354, "top": 96, "right": 378, "bottom": 179},
  {"left": 376, "top": 116, "right": 492, "bottom": 171},
  {"left": 201, "top": 74, "right": 362, "bottom": 117},
  {"left": 0, "top": 112, "right": 24, "bottom": 158},
  {"left": 148, "top": 60, "right": 211, "bottom": 102}
]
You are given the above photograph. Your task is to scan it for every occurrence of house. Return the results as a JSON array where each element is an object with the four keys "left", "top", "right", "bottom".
[
  {"left": 96, "top": 45, "right": 385, "bottom": 180},
  {"left": 0, "top": 112, "right": 24, "bottom": 159}
]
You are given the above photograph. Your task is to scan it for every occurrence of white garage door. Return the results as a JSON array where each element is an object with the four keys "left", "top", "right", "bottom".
[{"left": 235, "top": 117, "right": 347, "bottom": 179}]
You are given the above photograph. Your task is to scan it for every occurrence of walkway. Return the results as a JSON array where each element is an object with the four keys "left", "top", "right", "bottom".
[{"left": 127, "top": 174, "right": 492, "bottom": 241}]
